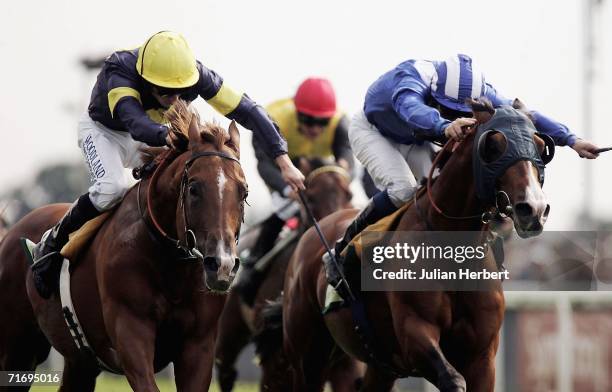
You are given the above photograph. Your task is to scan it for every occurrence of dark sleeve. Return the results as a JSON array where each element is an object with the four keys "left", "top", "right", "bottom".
[
  {"left": 530, "top": 111, "right": 577, "bottom": 146},
  {"left": 331, "top": 115, "right": 354, "bottom": 171},
  {"left": 252, "top": 133, "right": 287, "bottom": 194},
  {"left": 228, "top": 100, "right": 288, "bottom": 159},
  {"left": 196, "top": 64, "right": 288, "bottom": 158},
  {"left": 114, "top": 99, "right": 168, "bottom": 146},
  {"left": 106, "top": 65, "right": 168, "bottom": 146}
]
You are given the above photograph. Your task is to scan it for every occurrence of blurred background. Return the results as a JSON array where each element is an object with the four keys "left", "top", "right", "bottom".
[{"left": 3, "top": 0, "right": 612, "bottom": 390}]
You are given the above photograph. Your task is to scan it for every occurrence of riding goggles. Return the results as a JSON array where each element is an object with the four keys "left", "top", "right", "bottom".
[{"left": 297, "top": 112, "right": 331, "bottom": 127}]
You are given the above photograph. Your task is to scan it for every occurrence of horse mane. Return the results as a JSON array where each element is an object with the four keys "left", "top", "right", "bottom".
[{"left": 138, "top": 101, "right": 245, "bottom": 184}]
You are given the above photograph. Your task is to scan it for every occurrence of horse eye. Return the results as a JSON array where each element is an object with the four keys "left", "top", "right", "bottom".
[
  {"left": 188, "top": 182, "right": 201, "bottom": 197},
  {"left": 478, "top": 130, "right": 507, "bottom": 164}
]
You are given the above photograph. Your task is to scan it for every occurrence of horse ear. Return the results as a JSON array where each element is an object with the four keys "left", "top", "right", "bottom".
[
  {"left": 188, "top": 112, "right": 201, "bottom": 148},
  {"left": 468, "top": 98, "right": 494, "bottom": 124},
  {"left": 295, "top": 157, "right": 311, "bottom": 176},
  {"left": 228, "top": 120, "right": 240, "bottom": 155},
  {"left": 512, "top": 98, "right": 527, "bottom": 111}
]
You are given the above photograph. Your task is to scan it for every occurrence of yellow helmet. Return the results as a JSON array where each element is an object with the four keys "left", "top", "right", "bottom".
[{"left": 136, "top": 31, "right": 199, "bottom": 88}]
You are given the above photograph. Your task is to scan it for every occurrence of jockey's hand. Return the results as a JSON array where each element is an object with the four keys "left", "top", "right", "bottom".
[
  {"left": 444, "top": 118, "right": 477, "bottom": 141},
  {"left": 276, "top": 154, "right": 306, "bottom": 192},
  {"left": 337, "top": 158, "right": 351, "bottom": 171},
  {"left": 572, "top": 139, "right": 600, "bottom": 159},
  {"left": 287, "top": 189, "right": 300, "bottom": 202}
]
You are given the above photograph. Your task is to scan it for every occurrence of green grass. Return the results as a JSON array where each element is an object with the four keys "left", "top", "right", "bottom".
[{"left": 30, "top": 376, "right": 258, "bottom": 391}]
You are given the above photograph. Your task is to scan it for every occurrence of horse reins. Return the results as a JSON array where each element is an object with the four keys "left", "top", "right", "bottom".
[
  {"left": 423, "top": 130, "right": 510, "bottom": 224},
  {"left": 297, "top": 189, "right": 356, "bottom": 300},
  {"left": 138, "top": 148, "right": 242, "bottom": 261}
]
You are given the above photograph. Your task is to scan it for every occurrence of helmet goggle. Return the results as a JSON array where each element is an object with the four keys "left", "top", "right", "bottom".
[
  {"left": 297, "top": 112, "right": 331, "bottom": 127},
  {"left": 152, "top": 85, "right": 190, "bottom": 97}
]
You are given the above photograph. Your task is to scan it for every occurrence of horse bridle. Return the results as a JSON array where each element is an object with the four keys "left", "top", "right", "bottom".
[
  {"left": 305, "top": 165, "right": 351, "bottom": 187},
  {"left": 137, "top": 149, "right": 244, "bottom": 262},
  {"left": 423, "top": 131, "right": 516, "bottom": 225}
]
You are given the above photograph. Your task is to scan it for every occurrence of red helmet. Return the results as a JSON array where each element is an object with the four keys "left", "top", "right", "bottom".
[{"left": 294, "top": 77, "right": 337, "bottom": 118}]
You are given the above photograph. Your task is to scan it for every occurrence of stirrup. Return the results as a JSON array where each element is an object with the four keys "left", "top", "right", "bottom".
[
  {"left": 322, "top": 249, "right": 344, "bottom": 289},
  {"left": 21, "top": 238, "right": 62, "bottom": 299}
]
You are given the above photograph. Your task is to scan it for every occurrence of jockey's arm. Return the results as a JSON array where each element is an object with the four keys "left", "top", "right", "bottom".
[
  {"left": 198, "top": 65, "right": 305, "bottom": 189},
  {"left": 107, "top": 71, "right": 169, "bottom": 147},
  {"left": 391, "top": 70, "right": 451, "bottom": 138},
  {"left": 331, "top": 115, "right": 354, "bottom": 172},
  {"left": 252, "top": 134, "right": 289, "bottom": 196},
  {"left": 197, "top": 65, "right": 288, "bottom": 160},
  {"left": 484, "top": 83, "right": 578, "bottom": 146},
  {"left": 112, "top": 99, "right": 169, "bottom": 146},
  {"left": 485, "top": 83, "right": 599, "bottom": 158}
]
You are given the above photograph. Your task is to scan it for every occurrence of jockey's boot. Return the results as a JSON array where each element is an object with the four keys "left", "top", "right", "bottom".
[
  {"left": 235, "top": 213, "right": 286, "bottom": 306},
  {"left": 21, "top": 193, "right": 101, "bottom": 299},
  {"left": 323, "top": 190, "right": 398, "bottom": 289}
]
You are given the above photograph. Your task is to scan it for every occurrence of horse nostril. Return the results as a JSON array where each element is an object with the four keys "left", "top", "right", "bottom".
[
  {"left": 514, "top": 202, "right": 533, "bottom": 218},
  {"left": 543, "top": 204, "right": 551, "bottom": 219},
  {"left": 204, "top": 256, "right": 221, "bottom": 271}
]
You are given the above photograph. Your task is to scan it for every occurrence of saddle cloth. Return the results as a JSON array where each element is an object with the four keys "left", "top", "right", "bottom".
[
  {"left": 60, "top": 212, "right": 111, "bottom": 260},
  {"left": 342, "top": 202, "right": 411, "bottom": 258}
]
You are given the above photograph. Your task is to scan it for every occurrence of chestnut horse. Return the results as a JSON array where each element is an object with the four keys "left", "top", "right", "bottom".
[
  {"left": 280, "top": 101, "right": 551, "bottom": 391},
  {"left": 215, "top": 157, "right": 359, "bottom": 392},
  {"left": 0, "top": 102, "right": 248, "bottom": 391}
]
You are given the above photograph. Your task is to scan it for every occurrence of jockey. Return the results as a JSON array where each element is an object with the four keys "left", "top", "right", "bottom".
[
  {"left": 235, "top": 77, "right": 354, "bottom": 304},
  {"left": 326, "top": 53, "right": 601, "bottom": 271},
  {"left": 24, "top": 31, "right": 305, "bottom": 299}
]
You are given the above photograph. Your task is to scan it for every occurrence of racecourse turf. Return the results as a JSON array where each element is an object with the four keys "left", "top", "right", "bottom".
[{"left": 30, "top": 376, "right": 258, "bottom": 391}]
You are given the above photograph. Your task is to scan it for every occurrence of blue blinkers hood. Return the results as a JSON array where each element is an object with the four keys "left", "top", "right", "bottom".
[{"left": 472, "top": 106, "right": 550, "bottom": 203}]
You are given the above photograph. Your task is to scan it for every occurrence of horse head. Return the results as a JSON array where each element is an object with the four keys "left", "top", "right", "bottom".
[
  {"left": 162, "top": 101, "right": 248, "bottom": 292},
  {"left": 296, "top": 157, "right": 353, "bottom": 220},
  {"left": 469, "top": 98, "right": 551, "bottom": 237}
]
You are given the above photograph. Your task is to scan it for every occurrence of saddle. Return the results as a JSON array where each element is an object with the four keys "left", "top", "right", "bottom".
[
  {"left": 322, "top": 203, "right": 410, "bottom": 314},
  {"left": 60, "top": 212, "right": 111, "bottom": 260}
]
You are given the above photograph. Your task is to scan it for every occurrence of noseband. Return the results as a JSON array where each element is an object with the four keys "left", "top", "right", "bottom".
[
  {"left": 137, "top": 149, "right": 243, "bottom": 262},
  {"left": 305, "top": 165, "right": 351, "bottom": 186}
]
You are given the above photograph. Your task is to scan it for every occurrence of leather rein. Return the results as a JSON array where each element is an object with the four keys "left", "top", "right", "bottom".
[
  {"left": 422, "top": 131, "right": 513, "bottom": 225},
  {"left": 137, "top": 149, "right": 243, "bottom": 262}
]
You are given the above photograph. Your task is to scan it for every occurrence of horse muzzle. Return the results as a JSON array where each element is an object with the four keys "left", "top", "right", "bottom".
[
  {"left": 513, "top": 201, "right": 550, "bottom": 238},
  {"left": 203, "top": 255, "right": 240, "bottom": 292}
]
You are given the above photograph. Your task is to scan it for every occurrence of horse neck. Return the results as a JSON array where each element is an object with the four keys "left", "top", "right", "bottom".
[
  {"left": 423, "top": 142, "right": 483, "bottom": 231},
  {"left": 300, "top": 175, "right": 352, "bottom": 231},
  {"left": 146, "top": 154, "right": 186, "bottom": 239}
]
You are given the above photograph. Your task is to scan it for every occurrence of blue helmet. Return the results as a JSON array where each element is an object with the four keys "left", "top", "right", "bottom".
[{"left": 431, "top": 54, "right": 485, "bottom": 113}]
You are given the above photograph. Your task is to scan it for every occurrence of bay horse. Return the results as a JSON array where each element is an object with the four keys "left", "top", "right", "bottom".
[
  {"left": 279, "top": 100, "right": 551, "bottom": 391},
  {"left": 0, "top": 101, "right": 248, "bottom": 391},
  {"left": 215, "top": 157, "right": 361, "bottom": 392}
]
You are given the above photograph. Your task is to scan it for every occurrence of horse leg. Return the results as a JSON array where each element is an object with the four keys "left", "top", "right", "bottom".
[
  {"left": 174, "top": 332, "right": 217, "bottom": 392},
  {"left": 286, "top": 323, "right": 334, "bottom": 392},
  {"left": 0, "top": 327, "right": 51, "bottom": 392},
  {"left": 393, "top": 317, "right": 465, "bottom": 392},
  {"left": 421, "top": 345, "right": 466, "bottom": 392},
  {"left": 359, "top": 365, "right": 396, "bottom": 392},
  {"left": 328, "top": 354, "right": 364, "bottom": 392},
  {"left": 215, "top": 294, "right": 251, "bottom": 392},
  {"left": 111, "top": 314, "right": 159, "bottom": 392},
  {"left": 259, "top": 350, "right": 292, "bottom": 392},
  {"left": 455, "top": 336, "right": 499, "bottom": 392},
  {"left": 58, "top": 357, "right": 100, "bottom": 392}
]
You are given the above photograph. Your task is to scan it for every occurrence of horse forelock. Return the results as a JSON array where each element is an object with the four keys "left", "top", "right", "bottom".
[{"left": 196, "top": 123, "right": 245, "bottom": 186}]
